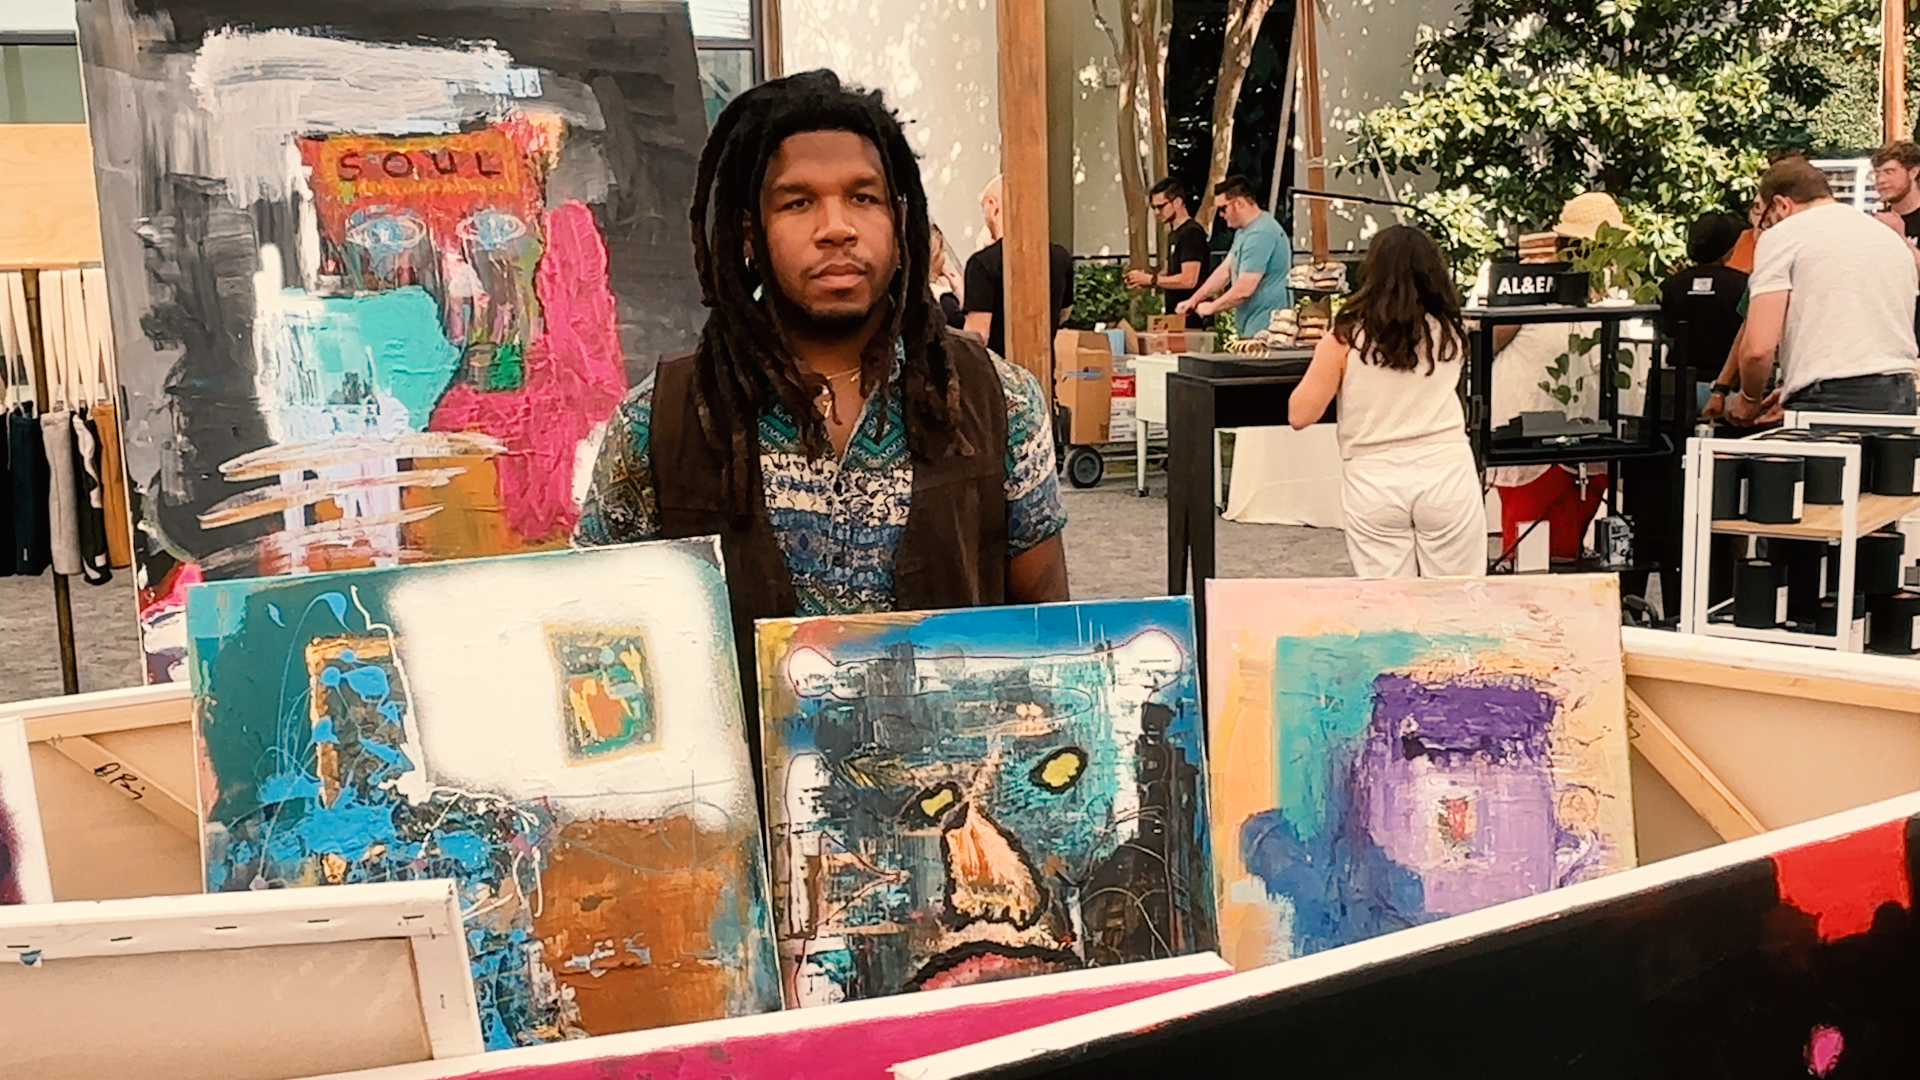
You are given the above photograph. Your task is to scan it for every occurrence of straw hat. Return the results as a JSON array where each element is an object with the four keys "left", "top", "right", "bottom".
[{"left": 1552, "top": 192, "right": 1630, "bottom": 240}]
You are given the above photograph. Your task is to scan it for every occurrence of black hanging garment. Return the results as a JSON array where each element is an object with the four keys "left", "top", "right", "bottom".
[
  {"left": 8, "top": 406, "right": 50, "bottom": 575},
  {"left": 0, "top": 407, "right": 13, "bottom": 579},
  {"left": 72, "top": 411, "right": 112, "bottom": 585}
]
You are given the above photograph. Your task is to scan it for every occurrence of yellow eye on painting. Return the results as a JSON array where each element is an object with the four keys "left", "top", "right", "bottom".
[
  {"left": 1030, "top": 748, "right": 1088, "bottom": 793},
  {"left": 920, "top": 787, "right": 957, "bottom": 818}
]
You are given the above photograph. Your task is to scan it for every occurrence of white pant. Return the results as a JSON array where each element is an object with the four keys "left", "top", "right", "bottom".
[{"left": 1341, "top": 441, "right": 1486, "bottom": 578}]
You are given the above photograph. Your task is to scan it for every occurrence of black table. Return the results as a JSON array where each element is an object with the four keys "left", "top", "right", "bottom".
[{"left": 1164, "top": 351, "right": 1319, "bottom": 668}]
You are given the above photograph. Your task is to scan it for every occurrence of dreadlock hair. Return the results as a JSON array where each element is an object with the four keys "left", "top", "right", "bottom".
[{"left": 688, "top": 69, "right": 961, "bottom": 513}]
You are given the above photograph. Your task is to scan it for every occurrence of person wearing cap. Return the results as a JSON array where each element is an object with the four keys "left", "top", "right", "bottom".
[
  {"left": 1727, "top": 157, "right": 1919, "bottom": 423},
  {"left": 1485, "top": 192, "right": 1622, "bottom": 565},
  {"left": 1660, "top": 213, "right": 1748, "bottom": 412}
]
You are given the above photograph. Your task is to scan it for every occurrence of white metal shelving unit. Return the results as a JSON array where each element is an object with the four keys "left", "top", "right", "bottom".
[{"left": 1680, "top": 411, "right": 1920, "bottom": 651}]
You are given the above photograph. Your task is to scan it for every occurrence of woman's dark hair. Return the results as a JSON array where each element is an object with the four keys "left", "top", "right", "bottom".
[
  {"left": 688, "top": 69, "right": 959, "bottom": 511},
  {"left": 1331, "top": 224, "right": 1465, "bottom": 374}
]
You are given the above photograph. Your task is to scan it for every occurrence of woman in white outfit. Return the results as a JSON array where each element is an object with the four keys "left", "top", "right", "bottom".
[{"left": 1289, "top": 225, "right": 1485, "bottom": 578}]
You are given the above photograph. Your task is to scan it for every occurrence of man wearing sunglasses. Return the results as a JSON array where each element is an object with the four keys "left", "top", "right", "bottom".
[{"left": 1126, "top": 178, "right": 1212, "bottom": 328}]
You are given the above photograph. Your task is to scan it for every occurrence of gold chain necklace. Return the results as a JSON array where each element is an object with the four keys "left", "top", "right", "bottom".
[{"left": 814, "top": 366, "right": 862, "bottom": 421}]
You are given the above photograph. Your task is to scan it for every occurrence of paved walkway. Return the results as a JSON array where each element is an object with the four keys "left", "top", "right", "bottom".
[{"left": 0, "top": 472, "right": 1352, "bottom": 706}]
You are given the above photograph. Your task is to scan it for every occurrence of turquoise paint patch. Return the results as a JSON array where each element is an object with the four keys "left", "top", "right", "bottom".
[
  {"left": 281, "top": 286, "right": 460, "bottom": 430},
  {"left": 435, "top": 830, "right": 492, "bottom": 872},
  {"left": 1272, "top": 630, "right": 1493, "bottom": 837}
]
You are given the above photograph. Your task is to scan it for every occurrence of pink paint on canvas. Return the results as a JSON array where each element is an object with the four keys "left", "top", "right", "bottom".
[
  {"left": 396, "top": 965, "right": 1227, "bottom": 1080},
  {"left": 432, "top": 199, "right": 627, "bottom": 541}
]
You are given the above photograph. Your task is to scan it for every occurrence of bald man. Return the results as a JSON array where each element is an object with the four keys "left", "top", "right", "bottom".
[{"left": 963, "top": 174, "right": 1075, "bottom": 357}]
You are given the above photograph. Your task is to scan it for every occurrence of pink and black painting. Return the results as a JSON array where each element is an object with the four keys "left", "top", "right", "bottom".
[
  {"left": 894, "top": 794, "right": 1920, "bottom": 1079},
  {"left": 0, "top": 718, "right": 53, "bottom": 905},
  {"left": 73, "top": 0, "right": 710, "bottom": 681}
]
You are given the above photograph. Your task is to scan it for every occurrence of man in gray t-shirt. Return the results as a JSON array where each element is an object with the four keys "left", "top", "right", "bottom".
[{"left": 1730, "top": 157, "right": 1920, "bottom": 423}]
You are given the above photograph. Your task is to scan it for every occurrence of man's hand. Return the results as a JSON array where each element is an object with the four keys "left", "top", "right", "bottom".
[
  {"left": 1174, "top": 298, "right": 1196, "bottom": 315},
  {"left": 1125, "top": 269, "right": 1154, "bottom": 291},
  {"left": 1876, "top": 210, "right": 1908, "bottom": 235},
  {"left": 1701, "top": 389, "right": 1727, "bottom": 421},
  {"left": 1728, "top": 388, "right": 1781, "bottom": 426},
  {"left": 1195, "top": 300, "right": 1220, "bottom": 317}
]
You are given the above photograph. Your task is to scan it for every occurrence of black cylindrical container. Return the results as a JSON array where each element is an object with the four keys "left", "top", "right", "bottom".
[
  {"left": 1745, "top": 456, "right": 1805, "bottom": 525},
  {"left": 1858, "top": 529, "right": 1906, "bottom": 595},
  {"left": 1711, "top": 455, "right": 1748, "bottom": 520},
  {"left": 1815, "top": 591, "right": 1867, "bottom": 637},
  {"left": 1734, "top": 558, "right": 1784, "bottom": 629},
  {"left": 1803, "top": 454, "right": 1847, "bottom": 504},
  {"left": 1866, "top": 432, "right": 1920, "bottom": 496},
  {"left": 1867, "top": 590, "right": 1920, "bottom": 654},
  {"left": 1771, "top": 538, "right": 1829, "bottom": 621}
]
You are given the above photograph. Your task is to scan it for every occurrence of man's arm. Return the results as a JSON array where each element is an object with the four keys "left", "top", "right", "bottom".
[
  {"left": 1728, "top": 289, "right": 1788, "bottom": 423},
  {"left": 1199, "top": 271, "right": 1265, "bottom": 316},
  {"left": 1180, "top": 260, "right": 1234, "bottom": 309},
  {"left": 964, "top": 311, "right": 994, "bottom": 342},
  {"left": 1007, "top": 533, "right": 1069, "bottom": 603},
  {"left": 1160, "top": 261, "right": 1203, "bottom": 292}
]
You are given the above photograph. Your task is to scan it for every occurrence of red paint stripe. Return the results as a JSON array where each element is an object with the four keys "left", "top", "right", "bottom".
[{"left": 1771, "top": 818, "right": 1911, "bottom": 942}]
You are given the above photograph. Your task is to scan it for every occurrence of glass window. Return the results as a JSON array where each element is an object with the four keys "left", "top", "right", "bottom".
[
  {"left": 688, "top": 0, "right": 752, "bottom": 41},
  {"left": 697, "top": 47, "right": 755, "bottom": 126},
  {"left": 1, "top": 43, "right": 87, "bottom": 123}
]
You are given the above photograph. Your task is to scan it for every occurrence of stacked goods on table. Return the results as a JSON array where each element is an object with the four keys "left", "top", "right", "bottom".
[
  {"left": 1517, "top": 231, "right": 1561, "bottom": 262},
  {"left": 1285, "top": 259, "right": 1348, "bottom": 294}
]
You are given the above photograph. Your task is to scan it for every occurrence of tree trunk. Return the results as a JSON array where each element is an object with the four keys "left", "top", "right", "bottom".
[
  {"left": 1196, "top": 0, "right": 1276, "bottom": 228},
  {"left": 1139, "top": 0, "right": 1170, "bottom": 262},
  {"left": 1113, "top": 0, "right": 1151, "bottom": 270}
]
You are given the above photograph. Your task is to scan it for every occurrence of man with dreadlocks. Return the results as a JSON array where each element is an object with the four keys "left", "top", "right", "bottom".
[{"left": 575, "top": 70, "right": 1069, "bottom": 677}]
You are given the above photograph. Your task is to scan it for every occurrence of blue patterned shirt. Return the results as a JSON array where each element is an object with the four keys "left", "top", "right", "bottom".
[{"left": 573, "top": 352, "right": 1066, "bottom": 616}]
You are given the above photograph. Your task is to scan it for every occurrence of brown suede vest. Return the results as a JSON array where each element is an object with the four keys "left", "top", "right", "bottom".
[{"left": 650, "top": 332, "right": 1010, "bottom": 696}]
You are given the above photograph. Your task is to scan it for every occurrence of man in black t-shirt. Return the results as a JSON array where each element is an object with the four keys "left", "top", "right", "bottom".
[
  {"left": 1871, "top": 140, "right": 1920, "bottom": 346},
  {"left": 963, "top": 174, "right": 1073, "bottom": 357},
  {"left": 1127, "top": 178, "right": 1211, "bottom": 328},
  {"left": 1658, "top": 213, "right": 1747, "bottom": 411}
]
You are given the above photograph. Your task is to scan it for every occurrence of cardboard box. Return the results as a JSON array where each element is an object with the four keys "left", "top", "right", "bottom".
[
  {"left": 1148, "top": 314, "right": 1185, "bottom": 333},
  {"left": 1052, "top": 329, "right": 1115, "bottom": 445},
  {"left": 1136, "top": 330, "right": 1218, "bottom": 356}
]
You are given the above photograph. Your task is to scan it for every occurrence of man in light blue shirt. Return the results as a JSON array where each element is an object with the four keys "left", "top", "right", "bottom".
[{"left": 1176, "top": 175, "right": 1293, "bottom": 338}]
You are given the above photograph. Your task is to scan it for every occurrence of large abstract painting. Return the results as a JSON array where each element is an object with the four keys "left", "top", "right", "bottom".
[
  {"left": 74, "top": 0, "right": 710, "bottom": 682},
  {"left": 187, "top": 540, "right": 779, "bottom": 1048},
  {"left": 758, "top": 598, "right": 1217, "bottom": 1008},
  {"left": 1206, "top": 575, "right": 1634, "bottom": 970},
  {"left": 0, "top": 718, "right": 53, "bottom": 905},
  {"left": 893, "top": 793, "right": 1920, "bottom": 1079}
]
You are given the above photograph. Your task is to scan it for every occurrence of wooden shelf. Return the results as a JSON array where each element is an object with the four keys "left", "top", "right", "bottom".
[{"left": 1711, "top": 493, "right": 1920, "bottom": 539}]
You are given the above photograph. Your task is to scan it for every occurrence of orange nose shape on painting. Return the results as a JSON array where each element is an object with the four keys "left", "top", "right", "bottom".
[{"left": 942, "top": 803, "right": 1045, "bottom": 929}]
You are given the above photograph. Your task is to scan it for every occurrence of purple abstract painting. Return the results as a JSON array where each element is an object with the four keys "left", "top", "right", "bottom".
[{"left": 1208, "top": 576, "right": 1634, "bottom": 969}]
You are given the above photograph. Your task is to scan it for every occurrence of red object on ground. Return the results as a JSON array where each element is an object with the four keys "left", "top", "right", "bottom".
[{"left": 1497, "top": 465, "right": 1609, "bottom": 562}]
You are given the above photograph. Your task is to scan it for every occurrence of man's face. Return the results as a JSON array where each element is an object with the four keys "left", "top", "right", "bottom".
[
  {"left": 1758, "top": 194, "right": 1796, "bottom": 232},
  {"left": 758, "top": 130, "right": 898, "bottom": 334},
  {"left": 1222, "top": 196, "right": 1256, "bottom": 229},
  {"left": 1151, "top": 193, "right": 1179, "bottom": 225},
  {"left": 1876, "top": 159, "right": 1919, "bottom": 204}
]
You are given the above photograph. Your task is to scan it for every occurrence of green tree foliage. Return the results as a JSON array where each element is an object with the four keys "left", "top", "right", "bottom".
[{"left": 1344, "top": 0, "right": 1850, "bottom": 276}]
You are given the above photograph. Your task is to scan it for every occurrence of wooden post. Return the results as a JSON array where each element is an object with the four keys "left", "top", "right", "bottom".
[
  {"left": 1299, "top": 0, "right": 1329, "bottom": 262},
  {"left": 759, "top": 0, "right": 783, "bottom": 80},
  {"left": 21, "top": 267, "right": 80, "bottom": 696},
  {"left": 1886, "top": 0, "right": 1908, "bottom": 144},
  {"left": 996, "top": 0, "right": 1054, "bottom": 396}
]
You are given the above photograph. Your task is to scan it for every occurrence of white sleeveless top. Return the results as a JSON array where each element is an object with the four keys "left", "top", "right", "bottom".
[{"left": 1335, "top": 319, "right": 1470, "bottom": 459}]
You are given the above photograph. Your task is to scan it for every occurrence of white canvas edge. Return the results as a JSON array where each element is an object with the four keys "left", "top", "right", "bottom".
[
  {"left": 294, "top": 953, "right": 1233, "bottom": 1080},
  {"left": 1622, "top": 624, "right": 1920, "bottom": 691},
  {"left": 0, "top": 718, "right": 53, "bottom": 904},
  {"left": 0, "top": 879, "right": 482, "bottom": 1058},
  {"left": 890, "top": 789, "right": 1920, "bottom": 1080},
  {"left": 0, "top": 682, "right": 190, "bottom": 723}
]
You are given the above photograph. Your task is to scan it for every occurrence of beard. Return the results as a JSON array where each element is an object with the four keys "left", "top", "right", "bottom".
[{"left": 767, "top": 282, "right": 889, "bottom": 343}]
